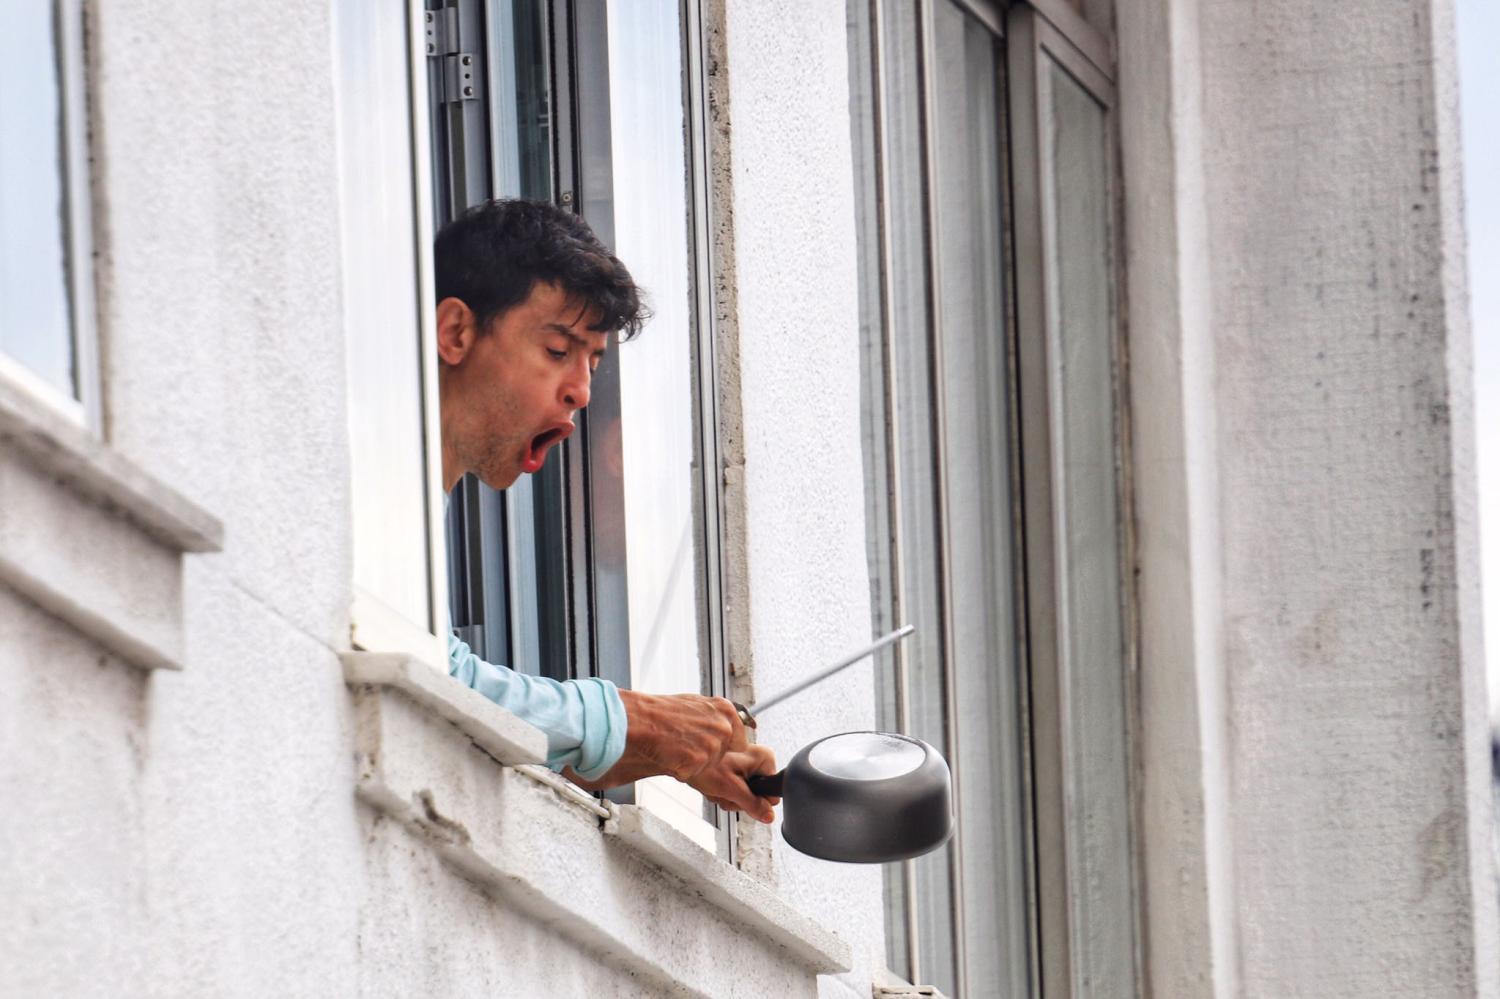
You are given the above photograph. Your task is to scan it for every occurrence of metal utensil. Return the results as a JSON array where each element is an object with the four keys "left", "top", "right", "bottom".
[{"left": 733, "top": 624, "right": 914, "bottom": 729}]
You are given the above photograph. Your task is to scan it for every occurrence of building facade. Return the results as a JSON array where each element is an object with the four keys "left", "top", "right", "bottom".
[{"left": 0, "top": 0, "right": 1492, "bottom": 996}]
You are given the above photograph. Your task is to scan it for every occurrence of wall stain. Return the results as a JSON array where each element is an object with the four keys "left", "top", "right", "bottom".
[{"left": 1417, "top": 806, "right": 1459, "bottom": 902}]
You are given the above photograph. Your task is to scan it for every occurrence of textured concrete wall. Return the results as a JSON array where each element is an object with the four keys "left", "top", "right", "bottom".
[
  {"left": 711, "top": 1, "right": 887, "bottom": 996},
  {"left": 1122, "top": 0, "right": 1497, "bottom": 994},
  {"left": 62, "top": 1, "right": 363, "bottom": 992},
  {"left": 0, "top": 587, "right": 151, "bottom": 995},
  {"left": 1115, "top": 0, "right": 1238, "bottom": 991}
]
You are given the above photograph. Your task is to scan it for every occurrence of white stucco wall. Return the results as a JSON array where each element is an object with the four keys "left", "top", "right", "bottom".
[
  {"left": 711, "top": 1, "right": 888, "bottom": 995},
  {"left": 18, "top": 1, "right": 364, "bottom": 993},
  {"left": 1121, "top": 0, "right": 1498, "bottom": 994}
]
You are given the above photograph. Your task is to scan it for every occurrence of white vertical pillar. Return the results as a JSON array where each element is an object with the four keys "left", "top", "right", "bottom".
[{"left": 1122, "top": 0, "right": 1498, "bottom": 993}]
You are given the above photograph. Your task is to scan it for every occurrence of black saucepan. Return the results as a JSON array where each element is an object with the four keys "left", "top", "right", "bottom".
[{"left": 747, "top": 730, "right": 952, "bottom": 864}]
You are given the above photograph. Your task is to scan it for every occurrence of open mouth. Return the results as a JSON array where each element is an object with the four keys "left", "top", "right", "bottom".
[{"left": 521, "top": 423, "right": 573, "bottom": 474}]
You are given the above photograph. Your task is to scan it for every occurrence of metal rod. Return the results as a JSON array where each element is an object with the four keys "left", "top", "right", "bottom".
[{"left": 744, "top": 625, "right": 915, "bottom": 718}]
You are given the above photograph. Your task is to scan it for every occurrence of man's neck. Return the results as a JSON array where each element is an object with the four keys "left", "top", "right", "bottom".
[{"left": 438, "top": 368, "right": 462, "bottom": 492}]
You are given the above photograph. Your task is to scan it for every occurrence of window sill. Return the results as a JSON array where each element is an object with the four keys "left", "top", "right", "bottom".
[
  {"left": 343, "top": 650, "right": 851, "bottom": 994},
  {"left": 342, "top": 649, "right": 548, "bottom": 765},
  {"left": 0, "top": 373, "right": 223, "bottom": 671},
  {"left": 872, "top": 979, "right": 950, "bottom": 999}
]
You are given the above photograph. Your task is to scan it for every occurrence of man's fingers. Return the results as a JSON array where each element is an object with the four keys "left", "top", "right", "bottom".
[
  {"left": 685, "top": 750, "right": 781, "bottom": 823},
  {"left": 726, "top": 782, "right": 775, "bottom": 823},
  {"left": 716, "top": 697, "right": 750, "bottom": 753},
  {"left": 721, "top": 749, "right": 780, "bottom": 823}
]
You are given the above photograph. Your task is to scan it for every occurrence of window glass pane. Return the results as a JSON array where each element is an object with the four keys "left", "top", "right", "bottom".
[
  {"left": 606, "top": 0, "right": 709, "bottom": 844},
  {"left": 861, "top": 0, "right": 959, "bottom": 987},
  {"left": 336, "top": 0, "right": 434, "bottom": 630},
  {"left": 931, "top": 4, "right": 1031, "bottom": 997},
  {"left": 1040, "top": 57, "right": 1135, "bottom": 996},
  {"left": 846, "top": 0, "right": 914, "bottom": 979},
  {"left": 0, "top": 0, "right": 75, "bottom": 399},
  {"left": 487, "top": 0, "right": 551, "bottom": 201}
]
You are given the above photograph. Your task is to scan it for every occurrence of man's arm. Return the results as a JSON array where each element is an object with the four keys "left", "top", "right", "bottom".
[
  {"left": 448, "top": 634, "right": 626, "bottom": 781},
  {"left": 449, "top": 635, "right": 777, "bottom": 821}
]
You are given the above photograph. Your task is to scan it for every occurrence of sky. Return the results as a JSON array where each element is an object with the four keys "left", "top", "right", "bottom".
[{"left": 1455, "top": 0, "right": 1500, "bottom": 716}]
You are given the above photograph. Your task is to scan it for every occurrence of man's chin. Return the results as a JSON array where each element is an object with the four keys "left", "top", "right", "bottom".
[{"left": 475, "top": 464, "right": 522, "bottom": 492}]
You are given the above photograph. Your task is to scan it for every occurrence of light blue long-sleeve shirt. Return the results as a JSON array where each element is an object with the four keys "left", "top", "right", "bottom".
[
  {"left": 439, "top": 495, "right": 627, "bottom": 780},
  {"left": 446, "top": 634, "right": 628, "bottom": 781}
]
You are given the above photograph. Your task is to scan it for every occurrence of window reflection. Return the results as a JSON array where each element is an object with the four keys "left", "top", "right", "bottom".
[
  {"left": 606, "top": 0, "right": 711, "bottom": 845},
  {"left": 0, "top": 0, "right": 76, "bottom": 399},
  {"left": 335, "top": 0, "right": 434, "bottom": 630}
]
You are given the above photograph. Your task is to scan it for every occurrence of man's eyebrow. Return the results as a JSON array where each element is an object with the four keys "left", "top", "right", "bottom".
[{"left": 544, "top": 323, "right": 608, "bottom": 352}]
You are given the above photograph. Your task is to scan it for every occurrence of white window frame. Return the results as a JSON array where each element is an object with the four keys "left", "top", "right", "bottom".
[
  {"left": 340, "top": 0, "right": 450, "bottom": 670},
  {"left": 0, "top": 0, "right": 101, "bottom": 434}
]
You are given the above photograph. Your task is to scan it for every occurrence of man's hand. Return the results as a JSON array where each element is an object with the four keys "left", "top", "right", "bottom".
[
  {"left": 565, "top": 690, "right": 780, "bottom": 823},
  {"left": 687, "top": 744, "right": 779, "bottom": 824}
]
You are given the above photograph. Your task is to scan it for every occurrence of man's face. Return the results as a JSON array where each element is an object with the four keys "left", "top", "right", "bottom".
[{"left": 440, "top": 281, "right": 608, "bottom": 491}]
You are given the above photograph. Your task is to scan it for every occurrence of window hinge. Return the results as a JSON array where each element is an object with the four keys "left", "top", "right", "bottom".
[
  {"left": 424, "top": 5, "right": 479, "bottom": 104},
  {"left": 424, "top": 6, "right": 459, "bottom": 56},
  {"left": 444, "top": 52, "right": 480, "bottom": 103}
]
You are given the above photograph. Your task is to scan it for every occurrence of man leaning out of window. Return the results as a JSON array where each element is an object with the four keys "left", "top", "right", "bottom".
[{"left": 433, "top": 198, "right": 777, "bottom": 823}]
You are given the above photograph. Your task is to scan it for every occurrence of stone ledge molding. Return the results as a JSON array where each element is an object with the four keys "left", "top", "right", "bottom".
[
  {"left": 342, "top": 650, "right": 548, "bottom": 766},
  {"left": 346, "top": 656, "right": 851, "bottom": 995},
  {"left": 603, "top": 802, "right": 850, "bottom": 973},
  {"left": 0, "top": 373, "right": 223, "bottom": 671},
  {"left": 0, "top": 375, "right": 222, "bottom": 554}
]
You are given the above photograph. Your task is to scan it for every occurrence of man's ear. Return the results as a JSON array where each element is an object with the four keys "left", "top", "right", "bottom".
[{"left": 435, "top": 297, "right": 478, "bottom": 366}]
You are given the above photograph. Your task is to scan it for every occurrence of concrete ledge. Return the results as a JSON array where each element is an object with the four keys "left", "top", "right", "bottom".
[
  {"left": 348, "top": 674, "right": 850, "bottom": 996},
  {"left": 0, "top": 373, "right": 223, "bottom": 554},
  {"left": 0, "top": 375, "right": 223, "bottom": 671},
  {"left": 604, "top": 804, "right": 851, "bottom": 974},
  {"left": 341, "top": 651, "right": 548, "bottom": 766}
]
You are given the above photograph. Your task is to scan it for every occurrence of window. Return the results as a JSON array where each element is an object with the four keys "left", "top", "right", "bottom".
[
  {"left": 0, "top": 0, "right": 99, "bottom": 428},
  {"left": 849, "top": 0, "right": 1136, "bottom": 995},
  {"left": 337, "top": 0, "right": 732, "bottom": 855},
  {"left": 335, "top": 0, "right": 449, "bottom": 667}
]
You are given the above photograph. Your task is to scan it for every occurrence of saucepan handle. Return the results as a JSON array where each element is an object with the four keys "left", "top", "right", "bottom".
[{"left": 747, "top": 770, "right": 785, "bottom": 798}]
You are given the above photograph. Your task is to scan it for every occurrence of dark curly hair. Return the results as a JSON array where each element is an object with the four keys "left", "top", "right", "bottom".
[{"left": 434, "top": 198, "right": 648, "bottom": 340}]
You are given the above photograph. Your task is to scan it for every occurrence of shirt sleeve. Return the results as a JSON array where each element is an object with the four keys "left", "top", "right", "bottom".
[{"left": 446, "top": 633, "right": 628, "bottom": 781}]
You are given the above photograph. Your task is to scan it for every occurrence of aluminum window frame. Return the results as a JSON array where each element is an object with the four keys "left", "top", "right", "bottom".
[
  {"left": 853, "top": 0, "right": 1034, "bottom": 992},
  {"left": 1008, "top": 5, "right": 1142, "bottom": 998},
  {"left": 681, "top": 0, "right": 736, "bottom": 859},
  {"left": 851, "top": 0, "right": 1138, "bottom": 995}
]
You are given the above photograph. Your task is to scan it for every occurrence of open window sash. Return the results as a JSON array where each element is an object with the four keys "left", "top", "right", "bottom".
[
  {"left": 1008, "top": 6, "right": 1139, "bottom": 997},
  {"left": 341, "top": 0, "right": 450, "bottom": 670}
]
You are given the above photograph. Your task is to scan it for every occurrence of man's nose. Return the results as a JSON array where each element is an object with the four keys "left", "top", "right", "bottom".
[{"left": 561, "top": 362, "right": 592, "bottom": 410}]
